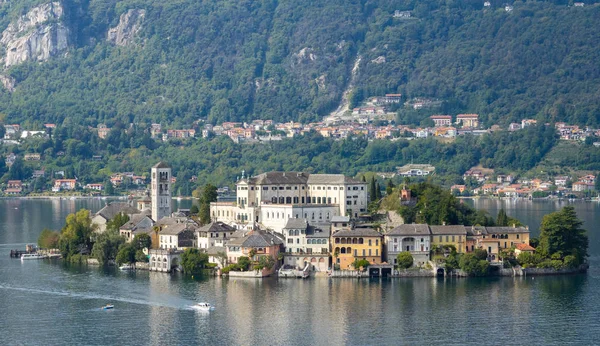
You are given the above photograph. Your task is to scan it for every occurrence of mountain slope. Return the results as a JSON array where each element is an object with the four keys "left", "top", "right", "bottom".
[{"left": 0, "top": 0, "right": 599, "bottom": 127}]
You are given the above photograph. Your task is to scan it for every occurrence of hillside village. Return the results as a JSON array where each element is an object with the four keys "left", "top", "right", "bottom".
[
  {"left": 100, "top": 162, "right": 537, "bottom": 278},
  {"left": 2, "top": 97, "right": 600, "bottom": 198}
]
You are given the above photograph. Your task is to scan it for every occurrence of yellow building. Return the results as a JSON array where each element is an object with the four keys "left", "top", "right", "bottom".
[
  {"left": 429, "top": 225, "right": 467, "bottom": 253},
  {"left": 332, "top": 227, "right": 383, "bottom": 270}
]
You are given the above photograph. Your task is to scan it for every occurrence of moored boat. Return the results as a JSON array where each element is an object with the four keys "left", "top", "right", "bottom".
[
  {"left": 119, "top": 263, "right": 135, "bottom": 271},
  {"left": 20, "top": 253, "right": 48, "bottom": 260}
]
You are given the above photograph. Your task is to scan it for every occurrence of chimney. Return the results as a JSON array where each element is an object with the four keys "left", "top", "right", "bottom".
[
  {"left": 442, "top": 221, "right": 446, "bottom": 226},
  {"left": 512, "top": 223, "right": 516, "bottom": 228}
]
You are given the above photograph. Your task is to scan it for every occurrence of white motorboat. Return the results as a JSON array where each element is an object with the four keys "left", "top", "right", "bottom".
[
  {"left": 102, "top": 304, "right": 114, "bottom": 310},
  {"left": 192, "top": 302, "right": 213, "bottom": 312},
  {"left": 20, "top": 253, "right": 47, "bottom": 260},
  {"left": 119, "top": 263, "right": 135, "bottom": 271}
]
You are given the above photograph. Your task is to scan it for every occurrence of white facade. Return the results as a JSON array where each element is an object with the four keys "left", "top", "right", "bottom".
[
  {"left": 151, "top": 162, "right": 172, "bottom": 222},
  {"left": 211, "top": 172, "right": 367, "bottom": 233}
]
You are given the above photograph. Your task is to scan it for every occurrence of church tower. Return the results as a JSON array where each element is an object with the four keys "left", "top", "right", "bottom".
[{"left": 151, "top": 162, "right": 172, "bottom": 221}]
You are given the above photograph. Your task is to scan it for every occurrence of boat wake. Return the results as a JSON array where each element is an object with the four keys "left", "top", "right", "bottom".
[{"left": 0, "top": 284, "right": 195, "bottom": 310}]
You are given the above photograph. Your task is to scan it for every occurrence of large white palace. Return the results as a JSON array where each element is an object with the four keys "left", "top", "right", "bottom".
[{"left": 211, "top": 171, "right": 368, "bottom": 232}]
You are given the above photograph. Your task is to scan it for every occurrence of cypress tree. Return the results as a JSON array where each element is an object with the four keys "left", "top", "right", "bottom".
[{"left": 369, "top": 176, "right": 377, "bottom": 201}]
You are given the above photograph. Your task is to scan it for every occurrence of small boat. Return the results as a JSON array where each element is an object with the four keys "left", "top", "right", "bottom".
[
  {"left": 102, "top": 304, "right": 114, "bottom": 310},
  {"left": 20, "top": 253, "right": 47, "bottom": 260},
  {"left": 192, "top": 302, "right": 213, "bottom": 311},
  {"left": 119, "top": 263, "right": 135, "bottom": 271}
]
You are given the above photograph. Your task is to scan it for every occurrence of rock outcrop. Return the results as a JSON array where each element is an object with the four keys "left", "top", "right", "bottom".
[
  {"left": 0, "top": 74, "right": 15, "bottom": 92},
  {"left": 107, "top": 9, "right": 146, "bottom": 46},
  {"left": 0, "top": 2, "right": 69, "bottom": 68}
]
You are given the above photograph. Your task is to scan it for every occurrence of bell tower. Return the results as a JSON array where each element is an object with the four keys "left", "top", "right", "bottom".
[{"left": 151, "top": 162, "right": 172, "bottom": 221}]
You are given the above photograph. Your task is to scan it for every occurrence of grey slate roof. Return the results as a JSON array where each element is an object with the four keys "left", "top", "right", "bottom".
[
  {"left": 96, "top": 202, "right": 141, "bottom": 221},
  {"left": 330, "top": 216, "right": 350, "bottom": 223},
  {"left": 120, "top": 214, "right": 153, "bottom": 230},
  {"left": 306, "top": 225, "right": 331, "bottom": 238},
  {"left": 388, "top": 224, "right": 431, "bottom": 236},
  {"left": 332, "top": 227, "right": 382, "bottom": 238},
  {"left": 160, "top": 223, "right": 196, "bottom": 235},
  {"left": 484, "top": 226, "right": 529, "bottom": 234},
  {"left": 283, "top": 218, "right": 309, "bottom": 230},
  {"left": 206, "top": 246, "right": 226, "bottom": 256},
  {"left": 197, "top": 221, "right": 237, "bottom": 234},
  {"left": 153, "top": 161, "right": 170, "bottom": 168},
  {"left": 249, "top": 171, "right": 308, "bottom": 185},
  {"left": 429, "top": 225, "right": 467, "bottom": 235},
  {"left": 306, "top": 174, "right": 364, "bottom": 185},
  {"left": 227, "top": 230, "right": 283, "bottom": 247}
]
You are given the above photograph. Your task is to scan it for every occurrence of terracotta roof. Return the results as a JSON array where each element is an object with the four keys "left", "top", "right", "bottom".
[{"left": 515, "top": 243, "right": 535, "bottom": 251}]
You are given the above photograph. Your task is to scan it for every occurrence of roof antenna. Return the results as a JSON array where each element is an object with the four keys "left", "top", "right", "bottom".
[{"left": 241, "top": 170, "right": 245, "bottom": 179}]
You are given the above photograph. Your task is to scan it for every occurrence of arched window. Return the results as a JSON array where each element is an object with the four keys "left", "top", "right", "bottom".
[
  {"left": 352, "top": 238, "right": 358, "bottom": 244},
  {"left": 341, "top": 248, "right": 346, "bottom": 254},
  {"left": 279, "top": 197, "right": 285, "bottom": 204},
  {"left": 286, "top": 197, "right": 292, "bottom": 204},
  {"left": 327, "top": 197, "right": 331, "bottom": 204},
  {"left": 335, "top": 238, "right": 340, "bottom": 244},
  {"left": 359, "top": 238, "right": 364, "bottom": 244},
  {"left": 271, "top": 197, "right": 277, "bottom": 203},
  {"left": 341, "top": 238, "right": 347, "bottom": 244},
  {"left": 346, "top": 247, "right": 351, "bottom": 254}
]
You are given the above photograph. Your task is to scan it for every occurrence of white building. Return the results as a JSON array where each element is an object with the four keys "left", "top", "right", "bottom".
[
  {"left": 151, "top": 162, "right": 172, "bottom": 222},
  {"left": 197, "top": 222, "right": 237, "bottom": 249},
  {"left": 211, "top": 171, "right": 368, "bottom": 233},
  {"left": 282, "top": 218, "right": 330, "bottom": 272},
  {"left": 386, "top": 224, "right": 431, "bottom": 267}
]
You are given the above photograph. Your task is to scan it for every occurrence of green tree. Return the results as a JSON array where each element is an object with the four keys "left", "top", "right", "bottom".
[
  {"left": 58, "top": 209, "right": 96, "bottom": 259},
  {"left": 135, "top": 250, "right": 148, "bottom": 263},
  {"left": 104, "top": 180, "right": 115, "bottom": 195},
  {"left": 352, "top": 258, "right": 370, "bottom": 271},
  {"left": 189, "top": 204, "right": 199, "bottom": 215},
  {"left": 132, "top": 233, "right": 152, "bottom": 251},
  {"left": 199, "top": 184, "right": 218, "bottom": 224},
  {"left": 106, "top": 212, "right": 130, "bottom": 233},
  {"left": 237, "top": 256, "right": 251, "bottom": 270},
  {"left": 116, "top": 244, "right": 136, "bottom": 265},
  {"left": 91, "top": 229, "right": 126, "bottom": 265},
  {"left": 538, "top": 206, "right": 588, "bottom": 264},
  {"left": 473, "top": 249, "right": 488, "bottom": 261},
  {"left": 386, "top": 180, "right": 395, "bottom": 196},
  {"left": 459, "top": 253, "right": 489, "bottom": 276},
  {"left": 396, "top": 251, "right": 414, "bottom": 269},
  {"left": 181, "top": 248, "right": 209, "bottom": 274},
  {"left": 369, "top": 176, "right": 377, "bottom": 202},
  {"left": 496, "top": 209, "right": 508, "bottom": 226},
  {"left": 37, "top": 229, "right": 60, "bottom": 249},
  {"left": 595, "top": 172, "right": 600, "bottom": 192}
]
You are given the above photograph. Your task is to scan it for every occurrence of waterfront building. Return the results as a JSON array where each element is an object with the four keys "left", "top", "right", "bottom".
[
  {"left": 225, "top": 229, "right": 283, "bottom": 266},
  {"left": 385, "top": 224, "right": 431, "bottom": 267},
  {"left": 282, "top": 218, "right": 330, "bottom": 272},
  {"left": 158, "top": 222, "right": 197, "bottom": 250},
  {"left": 91, "top": 202, "right": 141, "bottom": 234},
  {"left": 430, "top": 225, "right": 467, "bottom": 253},
  {"left": 331, "top": 227, "right": 383, "bottom": 270},
  {"left": 469, "top": 225, "right": 530, "bottom": 261},
  {"left": 197, "top": 221, "right": 237, "bottom": 249},
  {"left": 119, "top": 213, "right": 154, "bottom": 242},
  {"left": 151, "top": 162, "right": 172, "bottom": 222},
  {"left": 210, "top": 171, "right": 367, "bottom": 232}
]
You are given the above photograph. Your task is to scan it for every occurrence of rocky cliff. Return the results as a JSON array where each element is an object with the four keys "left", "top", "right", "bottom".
[
  {"left": 0, "top": 2, "right": 69, "bottom": 68},
  {"left": 107, "top": 9, "right": 145, "bottom": 46}
]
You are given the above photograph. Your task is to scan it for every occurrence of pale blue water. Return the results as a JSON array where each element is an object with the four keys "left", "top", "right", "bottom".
[{"left": 0, "top": 198, "right": 598, "bottom": 345}]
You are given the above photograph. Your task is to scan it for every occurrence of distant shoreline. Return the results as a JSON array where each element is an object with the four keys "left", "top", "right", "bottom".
[{"left": 0, "top": 196, "right": 197, "bottom": 200}]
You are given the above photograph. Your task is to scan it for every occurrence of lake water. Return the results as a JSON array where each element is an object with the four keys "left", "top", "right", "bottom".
[{"left": 0, "top": 198, "right": 599, "bottom": 345}]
